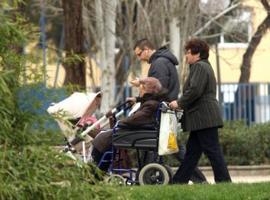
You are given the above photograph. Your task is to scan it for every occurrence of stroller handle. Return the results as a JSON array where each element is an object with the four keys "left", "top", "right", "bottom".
[
  {"left": 70, "top": 100, "right": 133, "bottom": 146},
  {"left": 105, "top": 100, "right": 133, "bottom": 117},
  {"left": 116, "top": 100, "right": 134, "bottom": 111}
]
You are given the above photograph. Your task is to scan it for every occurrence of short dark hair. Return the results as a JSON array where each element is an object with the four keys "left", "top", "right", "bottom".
[
  {"left": 184, "top": 38, "right": 209, "bottom": 59},
  {"left": 133, "top": 38, "right": 155, "bottom": 50}
]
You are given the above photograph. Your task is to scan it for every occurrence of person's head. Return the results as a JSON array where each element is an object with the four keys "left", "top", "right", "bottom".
[
  {"left": 134, "top": 38, "right": 156, "bottom": 62},
  {"left": 138, "top": 77, "right": 162, "bottom": 97},
  {"left": 184, "top": 38, "right": 209, "bottom": 64}
]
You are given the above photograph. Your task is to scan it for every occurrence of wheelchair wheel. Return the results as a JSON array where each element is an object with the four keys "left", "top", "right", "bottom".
[
  {"left": 138, "top": 163, "right": 170, "bottom": 185},
  {"left": 104, "top": 174, "right": 126, "bottom": 186},
  {"left": 164, "top": 165, "right": 174, "bottom": 183}
]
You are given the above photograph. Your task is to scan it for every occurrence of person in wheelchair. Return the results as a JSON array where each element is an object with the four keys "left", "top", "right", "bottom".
[{"left": 91, "top": 77, "right": 167, "bottom": 169}]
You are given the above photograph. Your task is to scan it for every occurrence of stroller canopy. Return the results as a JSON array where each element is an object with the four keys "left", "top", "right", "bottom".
[{"left": 47, "top": 91, "right": 102, "bottom": 119}]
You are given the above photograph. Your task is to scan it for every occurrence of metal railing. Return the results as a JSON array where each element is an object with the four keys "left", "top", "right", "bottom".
[
  {"left": 220, "top": 83, "right": 270, "bottom": 125},
  {"left": 109, "top": 83, "right": 270, "bottom": 126}
]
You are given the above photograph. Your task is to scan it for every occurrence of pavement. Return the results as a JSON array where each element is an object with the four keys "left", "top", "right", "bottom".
[
  {"left": 199, "top": 165, "right": 270, "bottom": 184},
  {"left": 205, "top": 175, "right": 270, "bottom": 184}
]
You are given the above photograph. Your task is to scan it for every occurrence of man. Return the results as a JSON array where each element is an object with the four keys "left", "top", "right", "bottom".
[
  {"left": 132, "top": 38, "right": 207, "bottom": 183},
  {"left": 132, "top": 38, "right": 179, "bottom": 102},
  {"left": 169, "top": 38, "right": 231, "bottom": 184}
]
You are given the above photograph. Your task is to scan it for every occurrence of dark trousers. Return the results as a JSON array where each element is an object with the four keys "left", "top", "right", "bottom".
[
  {"left": 173, "top": 144, "right": 207, "bottom": 183},
  {"left": 173, "top": 127, "right": 231, "bottom": 184}
]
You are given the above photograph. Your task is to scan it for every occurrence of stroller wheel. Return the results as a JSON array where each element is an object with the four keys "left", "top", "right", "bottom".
[
  {"left": 104, "top": 174, "right": 126, "bottom": 186},
  {"left": 138, "top": 163, "right": 170, "bottom": 185}
]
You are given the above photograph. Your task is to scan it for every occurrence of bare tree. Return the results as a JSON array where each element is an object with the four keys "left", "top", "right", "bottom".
[
  {"left": 239, "top": 0, "right": 270, "bottom": 83},
  {"left": 171, "top": 0, "right": 201, "bottom": 87},
  {"left": 92, "top": 0, "right": 117, "bottom": 113},
  {"left": 115, "top": 0, "right": 201, "bottom": 93},
  {"left": 36, "top": 0, "right": 268, "bottom": 102}
]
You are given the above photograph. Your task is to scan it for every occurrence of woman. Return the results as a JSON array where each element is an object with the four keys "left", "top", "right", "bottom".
[
  {"left": 91, "top": 77, "right": 167, "bottom": 167},
  {"left": 169, "top": 38, "right": 231, "bottom": 184}
]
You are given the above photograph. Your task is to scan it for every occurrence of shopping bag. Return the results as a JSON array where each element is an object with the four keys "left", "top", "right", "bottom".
[{"left": 158, "top": 110, "right": 179, "bottom": 155}]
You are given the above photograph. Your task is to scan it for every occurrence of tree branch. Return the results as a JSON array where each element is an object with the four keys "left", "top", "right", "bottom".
[
  {"left": 238, "top": 0, "right": 270, "bottom": 83},
  {"left": 135, "top": 0, "right": 152, "bottom": 32},
  {"left": 193, "top": 2, "right": 240, "bottom": 36},
  {"left": 261, "top": 0, "right": 270, "bottom": 12}
]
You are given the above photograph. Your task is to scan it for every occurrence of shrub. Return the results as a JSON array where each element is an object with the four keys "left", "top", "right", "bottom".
[
  {"left": 0, "top": 145, "right": 107, "bottom": 200},
  {"left": 0, "top": 4, "right": 108, "bottom": 199},
  {"left": 166, "top": 121, "right": 270, "bottom": 166}
]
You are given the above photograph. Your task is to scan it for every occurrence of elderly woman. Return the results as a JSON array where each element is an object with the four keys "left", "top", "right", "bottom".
[
  {"left": 91, "top": 77, "right": 167, "bottom": 167},
  {"left": 169, "top": 38, "right": 231, "bottom": 184}
]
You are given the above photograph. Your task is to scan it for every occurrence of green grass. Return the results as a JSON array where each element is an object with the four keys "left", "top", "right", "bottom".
[
  {"left": 2, "top": 180, "right": 269, "bottom": 200},
  {"left": 110, "top": 182, "right": 270, "bottom": 200},
  {"left": 1, "top": 143, "right": 270, "bottom": 199}
]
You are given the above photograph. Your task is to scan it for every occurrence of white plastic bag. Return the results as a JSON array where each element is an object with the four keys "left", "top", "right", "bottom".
[{"left": 158, "top": 110, "right": 179, "bottom": 155}]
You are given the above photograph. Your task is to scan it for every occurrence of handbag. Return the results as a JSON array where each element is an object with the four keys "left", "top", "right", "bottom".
[{"left": 158, "top": 110, "right": 179, "bottom": 155}]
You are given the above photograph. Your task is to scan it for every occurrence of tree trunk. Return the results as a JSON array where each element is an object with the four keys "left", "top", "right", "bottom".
[
  {"left": 94, "top": 0, "right": 117, "bottom": 113},
  {"left": 169, "top": 17, "right": 180, "bottom": 62},
  {"left": 239, "top": 0, "right": 270, "bottom": 83},
  {"left": 179, "top": 0, "right": 200, "bottom": 89},
  {"left": 100, "top": 0, "right": 117, "bottom": 113},
  {"left": 62, "top": 0, "right": 86, "bottom": 89}
]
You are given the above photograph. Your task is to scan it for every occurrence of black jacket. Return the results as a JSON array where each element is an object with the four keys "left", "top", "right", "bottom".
[
  {"left": 148, "top": 47, "right": 180, "bottom": 101},
  {"left": 178, "top": 59, "right": 223, "bottom": 131}
]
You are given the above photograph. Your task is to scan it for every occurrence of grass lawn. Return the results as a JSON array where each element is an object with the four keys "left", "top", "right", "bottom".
[
  {"left": 106, "top": 182, "right": 270, "bottom": 200},
  {"left": 1, "top": 132, "right": 269, "bottom": 200}
]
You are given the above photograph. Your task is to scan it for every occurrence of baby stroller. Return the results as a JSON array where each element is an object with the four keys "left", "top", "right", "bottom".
[
  {"left": 97, "top": 102, "right": 183, "bottom": 185},
  {"left": 47, "top": 91, "right": 132, "bottom": 162}
]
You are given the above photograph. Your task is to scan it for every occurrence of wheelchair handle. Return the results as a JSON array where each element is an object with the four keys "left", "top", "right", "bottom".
[
  {"left": 160, "top": 101, "right": 183, "bottom": 120},
  {"left": 161, "top": 101, "right": 182, "bottom": 112}
]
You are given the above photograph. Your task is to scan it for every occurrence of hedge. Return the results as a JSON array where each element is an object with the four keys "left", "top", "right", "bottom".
[{"left": 170, "top": 121, "right": 270, "bottom": 166}]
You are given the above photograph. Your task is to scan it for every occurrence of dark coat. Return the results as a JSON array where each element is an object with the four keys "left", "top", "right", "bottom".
[
  {"left": 92, "top": 92, "right": 167, "bottom": 152},
  {"left": 118, "top": 92, "right": 166, "bottom": 128},
  {"left": 178, "top": 59, "right": 223, "bottom": 132},
  {"left": 148, "top": 47, "right": 180, "bottom": 101}
]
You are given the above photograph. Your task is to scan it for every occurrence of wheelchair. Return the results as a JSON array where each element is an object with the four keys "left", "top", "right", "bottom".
[{"left": 97, "top": 102, "right": 182, "bottom": 185}]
